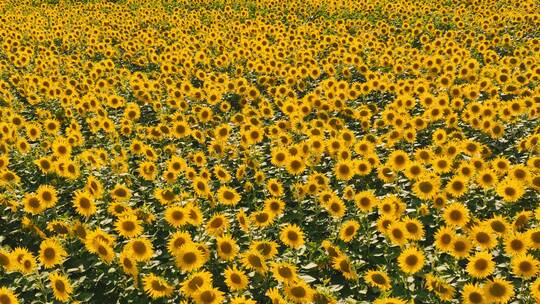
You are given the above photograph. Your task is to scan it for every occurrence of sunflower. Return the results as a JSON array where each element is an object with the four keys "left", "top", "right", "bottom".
[
  {"left": 167, "top": 230, "right": 192, "bottom": 256},
  {"left": 224, "top": 266, "right": 249, "bottom": 291},
  {"left": 154, "top": 188, "right": 177, "bottom": 205},
  {"left": 412, "top": 174, "right": 440, "bottom": 200},
  {"left": 0, "top": 249, "right": 13, "bottom": 271},
  {"left": 504, "top": 232, "right": 530, "bottom": 256},
  {"left": 193, "top": 287, "right": 224, "bottom": 304},
  {"left": 279, "top": 224, "right": 305, "bottom": 249},
  {"left": 387, "top": 150, "right": 409, "bottom": 171},
  {"left": 92, "top": 239, "right": 115, "bottom": 264},
  {"left": 0, "top": 286, "right": 18, "bottom": 304},
  {"left": 445, "top": 175, "right": 468, "bottom": 198},
  {"left": 487, "top": 215, "right": 510, "bottom": 236},
  {"left": 284, "top": 280, "right": 314, "bottom": 303},
  {"left": 496, "top": 178, "right": 524, "bottom": 202},
  {"left": 264, "top": 198, "right": 286, "bottom": 216},
  {"left": 250, "top": 210, "right": 275, "bottom": 228},
  {"left": 449, "top": 236, "right": 472, "bottom": 259},
  {"left": 461, "top": 284, "right": 485, "bottom": 304},
  {"left": 143, "top": 274, "right": 174, "bottom": 299},
  {"left": 339, "top": 220, "right": 360, "bottom": 243},
  {"left": 110, "top": 184, "right": 131, "bottom": 202},
  {"left": 469, "top": 225, "right": 497, "bottom": 250},
  {"left": 23, "top": 194, "right": 45, "bottom": 215},
  {"left": 398, "top": 246, "right": 424, "bottom": 274},
  {"left": 332, "top": 255, "right": 357, "bottom": 280},
  {"left": 118, "top": 251, "right": 138, "bottom": 276},
  {"left": 125, "top": 238, "right": 154, "bottom": 262},
  {"left": 250, "top": 240, "right": 279, "bottom": 259},
  {"left": 176, "top": 243, "right": 205, "bottom": 272},
  {"left": 241, "top": 250, "right": 267, "bottom": 273},
  {"left": 443, "top": 202, "right": 470, "bottom": 227},
  {"left": 206, "top": 213, "right": 229, "bottom": 237},
  {"left": 403, "top": 217, "right": 425, "bottom": 241},
  {"left": 425, "top": 273, "right": 455, "bottom": 301},
  {"left": 373, "top": 297, "right": 407, "bottom": 304},
  {"left": 230, "top": 296, "right": 257, "bottom": 304},
  {"left": 354, "top": 190, "right": 377, "bottom": 212},
  {"left": 532, "top": 278, "right": 540, "bottom": 302},
  {"left": 192, "top": 177, "right": 210, "bottom": 197},
  {"left": 529, "top": 228, "right": 540, "bottom": 249},
  {"left": 466, "top": 251, "right": 495, "bottom": 279},
  {"left": 49, "top": 272, "right": 72, "bottom": 302},
  {"left": 164, "top": 205, "right": 188, "bottom": 228},
  {"left": 286, "top": 156, "right": 306, "bottom": 175},
  {"left": 334, "top": 160, "right": 355, "bottom": 180},
  {"left": 72, "top": 190, "right": 96, "bottom": 217},
  {"left": 180, "top": 271, "right": 213, "bottom": 297},
  {"left": 387, "top": 222, "right": 408, "bottom": 246},
  {"left": 483, "top": 278, "right": 514, "bottom": 304},
  {"left": 216, "top": 235, "right": 238, "bottom": 261},
  {"left": 39, "top": 238, "right": 67, "bottom": 268},
  {"left": 364, "top": 270, "right": 391, "bottom": 291},
  {"left": 511, "top": 254, "right": 538, "bottom": 279},
  {"left": 271, "top": 262, "right": 298, "bottom": 283},
  {"left": 476, "top": 168, "right": 498, "bottom": 189},
  {"left": 217, "top": 186, "right": 241, "bottom": 205},
  {"left": 324, "top": 197, "right": 347, "bottom": 218},
  {"left": 36, "top": 184, "right": 58, "bottom": 208},
  {"left": 115, "top": 214, "right": 143, "bottom": 238}
]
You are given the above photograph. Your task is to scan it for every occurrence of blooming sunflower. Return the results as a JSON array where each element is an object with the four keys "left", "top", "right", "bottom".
[
  {"left": 115, "top": 213, "right": 143, "bottom": 238},
  {"left": 483, "top": 278, "right": 514, "bottom": 304},
  {"left": 279, "top": 224, "right": 305, "bottom": 249},
  {"left": 176, "top": 243, "right": 206, "bottom": 272},
  {"left": 466, "top": 251, "right": 495, "bottom": 279},
  {"left": 364, "top": 269, "right": 392, "bottom": 291},
  {"left": 39, "top": 238, "right": 67, "bottom": 268},
  {"left": 143, "top": 274, "right": 174, "bottom": 299},
  {"left": 49, "top": 272, "right": 72, "bottom": 303},
  {"left": 271, "top": 262, "right": 298, "bottom": 283},
  {"left": 0, "top": 286, "right": 18, "bottom": 304},
  {"left": 397, "top": 246, "right": 425, "bottom": 274},
  {"left": 224, "top": 266, "right": 249, "bottom": 291}
]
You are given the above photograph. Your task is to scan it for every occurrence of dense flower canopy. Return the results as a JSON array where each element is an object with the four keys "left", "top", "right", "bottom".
[{"left": 0, "top": 0, "right": 539, "bottom": 303}]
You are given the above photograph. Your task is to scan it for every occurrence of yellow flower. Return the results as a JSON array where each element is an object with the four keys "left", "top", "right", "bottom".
[{"left": 49, "top": 272, "right": 73, "bottom": 303}]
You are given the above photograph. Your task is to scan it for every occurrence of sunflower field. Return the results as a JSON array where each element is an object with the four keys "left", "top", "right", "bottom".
[{"left": 0, "top": 0, "right": 539, "bottom": 303}]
